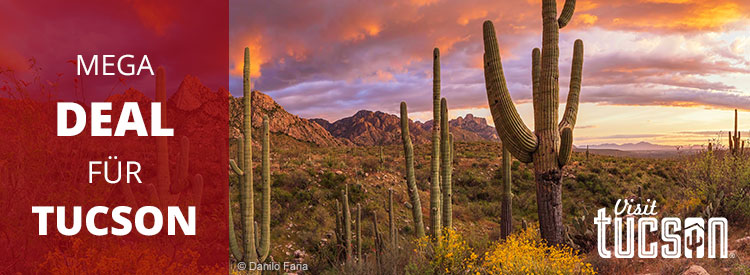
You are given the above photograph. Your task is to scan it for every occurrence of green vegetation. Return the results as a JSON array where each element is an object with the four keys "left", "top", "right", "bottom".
[{"left": 229, "top": 128, "right": 750, "bottom": 273}]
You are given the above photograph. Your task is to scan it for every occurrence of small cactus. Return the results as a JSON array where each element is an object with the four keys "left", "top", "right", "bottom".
[
  {"left": 565, "top": 206, "right": 596, "bottom": 250},
  {"left": 585, "top": 145, "right": 589, "bottom": 161},
  {"left": 379, "top": 145, "right": 385, "bottom": 170},
  {"left": 500, "top": 146, "right": 513, "bottom": 240},
  {"left": 729, "top": 109, "right": 744, "bottom": 155}
]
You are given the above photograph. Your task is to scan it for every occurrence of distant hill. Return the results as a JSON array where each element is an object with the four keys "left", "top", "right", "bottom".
[
  {"left": 229, "top": 91, "right": 349, "bottom": 146},
  {"left": 312, "top": 111, "right": 501, "bottom": 146},
  {"left": 582, "top": 141, "right": 702, "bottom": 151}
]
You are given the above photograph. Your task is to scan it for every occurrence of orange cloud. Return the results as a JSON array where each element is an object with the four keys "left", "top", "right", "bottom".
[
  {"left": 456, "top": 9, "right": 487, "bottom": 26},
  {"left": 231, "top": 36, "right": 266, "bottom": 79},
  {"left": 592, "top": 0, "right": 748, "bottom": 32},
  {"left": 341, "top": 22, "right": 382, "bottom": 41}
]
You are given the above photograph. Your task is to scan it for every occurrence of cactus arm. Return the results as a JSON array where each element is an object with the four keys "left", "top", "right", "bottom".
[
  {"left": 558, "top": 40, "right": 583, "bottom": 166},
  {"left": 254, "top": 221, "right": 260, "bottom": 253},
  {"left": 228, "top": 199, "right": 243, "bottom": 261},
  {"left": 483, "top": 21, "right": 537, "bottom": 163},
  {"left": 440, "top": 98, "right": 452, "bottom": 229},
  {"left": 229, "top": 159, "right": 244, "bottom": 176},
  {"left": 399, "top": 102, "right": 425, "bottom": 238},
  {"left": 430, "top": 48, "right": 442, "bottom": 239},
  {"left": 558, "top": 127, "right": 573, "bottom": 166},
  {"left": 557, "top": 0, "right": 576, "bottom": 29},
  {"left": 258, "top": 115, "right": 271, "bottom": 262},
  {"left": 729, "top": 131, "right": 734, "bottom": 152},
  {"left": 559, "top": 39, "right": 584, "bottom": 131}
]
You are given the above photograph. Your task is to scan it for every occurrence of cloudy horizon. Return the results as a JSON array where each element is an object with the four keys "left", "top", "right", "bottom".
[{"left": 229, "top": 0, "right": 750, "bottom": 146}]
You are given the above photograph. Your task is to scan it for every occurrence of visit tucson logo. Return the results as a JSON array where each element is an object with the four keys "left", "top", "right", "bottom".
[{"left": 594, "top": 199, "right": 728, "bottom": 258}]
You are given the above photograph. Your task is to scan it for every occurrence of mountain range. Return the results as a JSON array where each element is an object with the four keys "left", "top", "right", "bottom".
[
  {"left": 311, "top": 111, "right": 499, "bottom": 146},
  {"left": 582, "top": 142, "right": 702, "bottom": 151},
  {"left": 138, "top": 77, "right": 691, "bottom": 151}
]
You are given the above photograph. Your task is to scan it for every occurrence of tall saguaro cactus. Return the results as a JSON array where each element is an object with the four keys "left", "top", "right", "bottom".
[
  {"left": 229, "top": 47, "right": 272, "bottom": 263},
  {"left": 500, "top": 147, "right": 512, "bottom": 240},
  {"left": 144, "top": 67, "right": 204, "bottom": 210},
  {"left": 399, "top": 102, "right": 425, "bottom": 238},
  {"left": 482, "top": 0, "right": 584, "bottom": 245},
  {"left": 430, "top": 48, "right": 442, "bottom": 239},
  {"left": 440, "top": 98, "right": 453, "bottom": 229}
]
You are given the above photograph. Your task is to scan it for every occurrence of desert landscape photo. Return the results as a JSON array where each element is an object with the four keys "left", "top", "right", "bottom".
[{"left": 225, "top": 0, "right": 750, "bottom": 274}]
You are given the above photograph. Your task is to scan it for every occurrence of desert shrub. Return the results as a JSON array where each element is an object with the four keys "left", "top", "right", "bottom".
[
  {"left": 412, "top": 229, "right": 479, "bottom": 274},
  {"left": 274, "top": 170, "right": 312, "bottom": 190},
  {"left": 320, "top": 171, "right": 346, "bottom": 190},
  {"left": 481, "top": 225, "right": 594, "bottom": 275},
  {"left": 360, "top": 157, "right": 381, "bottom": 173},
  {"left": 682, "top": 151, "right": 750, "bottom": 222},
  {"left": 511, "top": 160, "right": 521, "bottom": 171},
  {"left": 456, "top": 169, "right": 487, "bottom": 188}
]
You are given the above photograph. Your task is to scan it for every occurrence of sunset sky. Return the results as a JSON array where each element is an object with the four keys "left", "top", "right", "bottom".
[{"left": 228, "top": 0, "right": 750, "bottom": 146}]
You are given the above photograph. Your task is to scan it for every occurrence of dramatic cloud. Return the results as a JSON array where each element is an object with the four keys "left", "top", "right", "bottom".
[{"left": 230, "top": 0, "right": 750, "bottom": 123}]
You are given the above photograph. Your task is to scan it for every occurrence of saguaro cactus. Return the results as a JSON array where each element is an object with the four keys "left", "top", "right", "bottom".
[
  {"left": 729, "top": 109, "right": 744, "bottom": 155},
  {"left": 379, "top": 145, "right": 385, "bottom": 170},
  {"left": 482, "top": 0, "right": 584, "bottom": 245},
  {"left": 335, "top": 200, "right": 343, "bottom": 244},
  {"left": 500, "top": 147, "right": 512, "bottom": 240},
  {"left": 585, "top": 145, "right": 589, "bottom": 161},
  {"left": 430, "top": 48, "right": 442, "bottom": 239},
  {"left": 126, "top": 67, "right": 204, "bottom": 210},
  {"left": 399, "top": 102, "right": 425, "bottom": 238},
  {"left": 440, "top": 98, "right": 453, "bottom": 229},
  {"left": 342, "top": 184, "right": 352, "bottom": 262},
  {"left": 388, "top": 189, "right": 396, "bottom": 248},
  {"left": 229, "top": 47, "right": 272, "bottom": 263},
  {"left": 356, "top": 203, "right": 362, "bottom": 262},
  {"left": 168, "top": 136, "right": 204, "bottom": 208},
  {"left": 372, "top": 212, "right": 384, "bottom": 270}
]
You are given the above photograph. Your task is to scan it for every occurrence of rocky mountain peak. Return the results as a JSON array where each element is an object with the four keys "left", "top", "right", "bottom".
[{"left": 229, "top": 91, "right": 348, "bottom": 147}]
